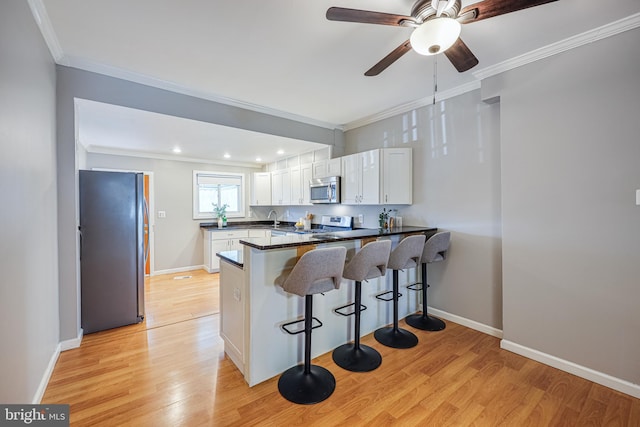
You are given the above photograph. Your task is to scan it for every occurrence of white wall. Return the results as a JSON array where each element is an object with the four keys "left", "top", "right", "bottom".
[
  {"left": 343, "top": 90, "right": 503, "bottom": 330},
  {"left": 489, "top": 27, "right": 640, "bottom": 387},
  {"left": 86, "top": 153, "right": 259, "bottom": 272},
  {"left": 0, "top": 0, "right": 59, "bottom": 403}
]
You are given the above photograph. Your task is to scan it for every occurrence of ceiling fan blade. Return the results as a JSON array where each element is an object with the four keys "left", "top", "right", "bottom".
[
  {"left": 365, "top": 40, "right": 412, "bottom": 76},
  {"left": 459, "top": 0, "right": 558, "bottom": 23},
  {"left": 444, "top": 38, "right": 479, "bottom": 72},
  {"left": 326, "top": 7, "right": 415, "bottom": 26}
]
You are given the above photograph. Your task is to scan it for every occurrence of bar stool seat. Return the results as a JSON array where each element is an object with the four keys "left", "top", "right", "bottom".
[
  {"left": 374, "top": 234, "right": 426, "bottom": 349},
  {"left": 332, "top": 239, "right": 392, "bottom": 372},
  {"left": 275, "top": 246, "right": 347, "bottom": 405},
  {"left": 406, "top": 231, "right": 451, "bottom": 331}
]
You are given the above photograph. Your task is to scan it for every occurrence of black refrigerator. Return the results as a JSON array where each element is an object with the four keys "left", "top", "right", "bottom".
[{"left": 79, "top": 170, "right": 145, "bottom": 333}]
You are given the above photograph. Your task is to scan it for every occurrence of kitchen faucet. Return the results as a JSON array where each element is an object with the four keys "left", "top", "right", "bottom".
[{"left": 267, "top": 210, "right": 280, "bottom": 227}]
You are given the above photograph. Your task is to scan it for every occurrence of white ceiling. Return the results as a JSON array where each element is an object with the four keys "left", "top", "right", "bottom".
[
  {"left": 35, "top": 0, "right": 640, "bottom": 164},
  {"left": 75, "top": 99, "right": 328, "bottom": 166}
]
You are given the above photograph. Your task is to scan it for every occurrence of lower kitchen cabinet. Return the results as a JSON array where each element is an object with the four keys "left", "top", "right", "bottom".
[{"left": 204, "top": 229, "right": 248, "bottom": 273}]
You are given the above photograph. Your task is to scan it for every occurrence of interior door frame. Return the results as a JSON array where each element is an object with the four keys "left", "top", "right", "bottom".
[{"left": 91, "top": 168, "right": 155, "bottom": 276}]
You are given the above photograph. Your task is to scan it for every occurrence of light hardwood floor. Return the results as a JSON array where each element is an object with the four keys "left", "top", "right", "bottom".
[{"left": 43, "top": 270, "right": 640, "bottom": 426}]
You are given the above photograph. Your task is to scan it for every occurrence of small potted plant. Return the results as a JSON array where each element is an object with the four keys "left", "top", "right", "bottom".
[
  {"left": 213, "top": 203, "right": 228, "bottom": 229},
  {"left": 379, "top": 208, "right": 389, "bottom": 230}
]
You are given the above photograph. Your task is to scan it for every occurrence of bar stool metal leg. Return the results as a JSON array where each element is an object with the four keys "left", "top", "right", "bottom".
[
  {"left": 406, "top": 263, "right": 446, "bottom": 331},
  {"left": 374, "top": 270, "right": 418, "bottom": 349},
  {"left": 332, "top": 281, "right": 382, "bottom": 372},
  {"left": 278, "top": 295, "right": 336, "bottom": 404}
]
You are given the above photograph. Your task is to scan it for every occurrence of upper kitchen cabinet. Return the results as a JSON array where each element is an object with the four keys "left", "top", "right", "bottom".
[
  {"left": 382, "top": 148, "right": 412, "bottom": 204},
  {"left": 251, "top": 172, "right": 271, "bottom": 206},
  {"left": 341, "top": 148, "right": 412, "bottom": 205},
  {"left": 312, "top": 158, "right": 342, "bottom": 179},
  {"left": 290, "top": 163, "right": 313, "bottom": 205},
  {"left": 342, "top": 149, "right": 380, "bottom": 205},
  {"left": 271, "top": 168, "right": 291, "bottom": 205}
]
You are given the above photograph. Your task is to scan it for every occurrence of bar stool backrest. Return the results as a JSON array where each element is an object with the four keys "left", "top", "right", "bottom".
[
  {"left": 343, "top": 240, "right": 392, "bottom": 282},
  {"left": 279, "top": 247, "right": 347, "bottom": 297},
  {"left": 388, "top": 234, "right": 427, "bottom": 270},
  {"left": 421, "top": 232, "right": 451, "bottom": 264}
]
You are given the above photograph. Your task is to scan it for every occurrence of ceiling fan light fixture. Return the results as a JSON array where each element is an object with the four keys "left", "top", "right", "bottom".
[{"left": 410, "top": 17, "right": 461, "bottom": 56}]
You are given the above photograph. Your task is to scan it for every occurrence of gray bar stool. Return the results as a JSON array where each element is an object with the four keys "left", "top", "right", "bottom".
[
  {"left": 374, "top": 234, "right": 426, "bottom": 349},
  {"left": 332, "top": 240, "right": 392, "bottom": 372},
  {"left": 406, "top": 231, "right": 451, "bottom": 331},
  {"left": 275, "top": 246, "right": 347, "bottom": 405}
]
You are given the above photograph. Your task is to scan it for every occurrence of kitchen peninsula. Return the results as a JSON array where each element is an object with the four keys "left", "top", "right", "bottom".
[{"left": 216, "top": 225, "right": 437, "bottom": 386}]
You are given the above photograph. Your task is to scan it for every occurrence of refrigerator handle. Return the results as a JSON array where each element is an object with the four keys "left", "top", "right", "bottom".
[
  {"left": 78, "top": 226, "right": 83, "bottom": 261},
  {"left": 143, "top": 198, "right": 150, "bottom": 264}
]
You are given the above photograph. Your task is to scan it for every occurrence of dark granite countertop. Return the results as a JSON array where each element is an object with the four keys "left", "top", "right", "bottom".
[
  {"left": 239, "top": 226, "right": 437, "bottom": 250},
  {"left": 216, "top": 250, "right": 243, "bottom": 268},
  {"left": 201, "top": 220, "right": 308, "bottom": 233}
]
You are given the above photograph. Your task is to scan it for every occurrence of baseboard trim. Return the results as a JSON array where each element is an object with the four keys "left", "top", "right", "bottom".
[
  {"left": 427, "top": 307, "right": 503, "bottom": 339},
  {"left": 501, "top": 340, "right": 640, "bottom": 399},
  {"left": 59, "top": 329, "right": 83, "bottom": 351},
  {"left": 153, "top": 265, "right": 205, "bottom": 276},
  {"left": 33, "top": 344, "right": 60, "bottom": 404}
]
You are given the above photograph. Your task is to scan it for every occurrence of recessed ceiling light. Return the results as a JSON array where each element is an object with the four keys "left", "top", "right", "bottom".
[
  {"left": 255, "top": 157, "right": 262, "bottom": 162},
  {"left": 223, "top": 153, "right": 230, "bottom": 159},
  {"left": 277, "top": 149, "right": 284, "bottom": 155},
  {"left": 172, "top": 147, "right": 182, "bottom": 154}
]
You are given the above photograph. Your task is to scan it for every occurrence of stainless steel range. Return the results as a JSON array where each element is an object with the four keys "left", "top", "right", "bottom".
[{"left": 293, "top": 215, "right": 353, "bottom": 234}]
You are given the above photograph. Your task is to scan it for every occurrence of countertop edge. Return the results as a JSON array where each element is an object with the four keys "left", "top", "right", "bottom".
[
  {"left": 216, "top": 250, "right": 243, "bottom": 268},
  {"left": 240, "top": 226, "right": 437, "bottom": 250}
]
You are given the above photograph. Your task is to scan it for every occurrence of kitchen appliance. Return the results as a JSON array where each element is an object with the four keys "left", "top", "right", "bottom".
[
  {"left": 79, "top": 170, "right": 146, "bottom": 334},
  {"left": 292, "top": 215, "right": 353, "bottom": 234},
  {"left": 310, "top": 176, "right": 340, "bottom": 204}
]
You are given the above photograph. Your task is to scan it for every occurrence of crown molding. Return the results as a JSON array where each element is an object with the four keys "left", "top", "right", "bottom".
[
  {"left": 343, "top": 13, "right": 640, "bottom": 131},
  {"left": 27, "top": 0, "right": 340, "bottom": 132},
  {"left": 28, "top": 0, "right": 68, "bottom": 65},
  {"left": 343, "top": 80, "right": 481, "bottom": 131},
  {"left": 85, "top": 145, "right": 265, "bottom": 169},
  {"left": 473, "top": 12, "right": 640, "bottom": 81},
  {"left": 64, "top": 54, "right": 341, "bottom": 132},
  {"left": 29, "top": 0, "right": 640, "bottom": 135}
]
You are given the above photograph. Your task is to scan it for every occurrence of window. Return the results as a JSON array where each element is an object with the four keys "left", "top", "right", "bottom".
[{"left": 193, "top": 171, "right": 245, "bottom": 219}]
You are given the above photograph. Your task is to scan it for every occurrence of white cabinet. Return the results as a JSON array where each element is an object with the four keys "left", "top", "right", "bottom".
[
  {"left": 327, "top": 158, "right": 342, "bottom": 176},
  {"left": 271, "top": 169, "right": 291, "bottom": 205},
  {"left": 312, "top": 158, "right": 342, "bottom": 178},
  {"left": 251, "top": 172, "right": 272, "bottom": 206},
  {"left": 205, "top": 229, "right": 248, "bottom": 273},
  {"left": 341, "top": 149, "right": 380, "bottom": 204},
  {"left": 341, "top": 148, "right": 412, "bottom": 205},
  {"left": 220, "top": 259, "right": 245, "bottom": 373},
  {"left": 290, "top": 163, "right": 313, "bottom": 205},
  {"left": 382, "top": 148, "right": 412, "bottom": 204}
]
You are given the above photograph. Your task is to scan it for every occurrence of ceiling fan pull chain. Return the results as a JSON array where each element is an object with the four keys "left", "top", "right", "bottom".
[{"left": 432, "top": 54, "right": 438, "bottom": 105}]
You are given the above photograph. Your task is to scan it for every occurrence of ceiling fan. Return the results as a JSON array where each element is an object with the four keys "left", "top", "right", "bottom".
[{"left": 326, "top": 0, "right": 558, "bottom": 76}]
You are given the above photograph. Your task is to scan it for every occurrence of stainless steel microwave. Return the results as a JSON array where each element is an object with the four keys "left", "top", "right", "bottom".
[{"left": 310, "top": 176, "right": 340, "bottom": 204}]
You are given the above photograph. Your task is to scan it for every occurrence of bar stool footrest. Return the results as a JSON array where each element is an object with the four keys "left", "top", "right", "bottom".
[
  {"left": 375, "top": 290, "right": 403, "bottom": 302},
  {"left": 406, "top": 282, "right": 424, "bottom": 291},
  {"left": 333, "top": 302, "right": 367, "bottom": 317},
  {"left": 281, "top": 317, "right": 323, "bottom": 335}
]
